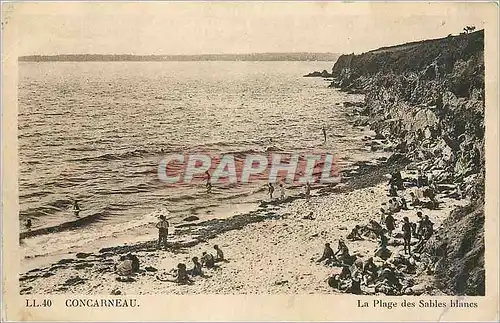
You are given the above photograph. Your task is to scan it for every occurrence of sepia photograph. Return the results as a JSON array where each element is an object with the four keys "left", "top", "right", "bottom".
[{"left": 2, "top": 1, "right": 499, "bottom": 321}]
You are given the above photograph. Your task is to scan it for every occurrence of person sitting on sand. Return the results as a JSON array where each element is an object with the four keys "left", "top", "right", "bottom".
[
  {"left": 384, "top": 213, "right": 396, "bottom": 237},
  {"left": 73, "top": 200, "right": 81, "bottom": 217},
  {"left": 402, "top": 217, "right": 412, "bottom": 255},
  {"left": 268, "top": 183, "right": 275, "bottom": 199},
  {"left": 363, "top": 257, "right": 378, "bottom": 285},
  {"left": 327, "top": 274, "right": 341, "bottom": 289},
  {"left": 127, "top": 253, "right": 140, "bottom": 273},
  {"left": 317, "top": 242, "right": 337, "bottom": 264},
  {"left": 157, "top": 263, "right": 194, "bottom": 284},
  {"left": 339, "top": 265, "right": 352, "bottom": 280},
  {"left": 201, "top": 251, "right": 216, "bottom": 269},
  {"left": 188, "top": 257, "right": 204, "bottom": 277},
  {"left": 115, "top": 257, "right": 134, "bottom": 276},
  {"left": 26, "top": 219, "right": 32, "bottom": 231},
  {"left": 369, "top": 220, "right": 385, "bottom": 238},
  {"left": 388, "top": 184, "right": 398, "bottom": 197},
  {"left": 388, "top": 198, "right": 400, "bottom": 213},
  {"left": 374, "top": 233, "right": 391, "bottom": 260},
  {"left": 156, "top": 215, "right": 169, "bottom": 250},
  {"left": 214, "top": 245, "right": 225, "bottom": 262},
  {"left": 397, "top": 194, "right": 409, "bottom": 210},
  {"left": 409, "top": 192, "right": 421, "bottom": 207},
  {"left": 279, "top": 183, "right": 285, "bottom": 200},
  {"left": 347, "top": 225, "right": 363, "bottom": 241},
  {"left": 336, "top": 240, "right": 354, "bottom": 265}
]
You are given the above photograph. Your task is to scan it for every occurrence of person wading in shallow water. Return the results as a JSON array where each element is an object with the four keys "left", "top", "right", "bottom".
[
  {"left": 156, "top": 215, "right": 169, "bottom": 250},
  {"left": 205, "top": 170, "right": 212, "bottom": 193},
  {"left": 322, "top": 125, "right": 327, "bottom": 143},
  {"left": 73, "top": 200, "right": 81, "bottom": 217}
]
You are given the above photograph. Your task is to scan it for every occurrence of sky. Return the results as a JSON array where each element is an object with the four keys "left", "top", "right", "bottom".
[{"left": 6, "top": 2, "right": 492, "bottom": 56}]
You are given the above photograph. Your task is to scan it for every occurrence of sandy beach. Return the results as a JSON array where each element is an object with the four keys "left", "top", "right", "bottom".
[{"left": 19, "top": 156, "right": 469, "bottom": 295}]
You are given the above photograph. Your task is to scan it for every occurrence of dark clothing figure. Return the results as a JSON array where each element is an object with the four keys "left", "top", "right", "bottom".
[
  {"left": 389, "top": 171, "right": 403, "bottom": 190},
  {"left": 189, "top": 257, "right": 203, "bottom": 277},
  {"left": 317, "top": 243, "right": 336, "bottom": 263},
  {"left": 402, "top": 218, "right": 412, "bottom": 255},
  {"left": 73, "top": 201, "right": 81, "bottom": 217},
  {"left": 127, "top": 253, "right": 140, "bottom": 272},
  {"left": 214, "top": 245, "right": 224, "bottom": 262},
  {"left": 388, "top": 185, "right": 398, "bottom": 197},
  {"left": 201, "top": 252, "right": 215, "bottom": 268},
  {"left": 322, "top": 126, "right": 327, "bottom": 143},
  {"left": 347, "top": 225, "right": 363, "bottom": 241},
  {"left": 156, "top": 215, "right": 169, "bottom": 250},
  {"left": 384, "top": 214, "right": 396, "bottom": 236},
  {"left": 26, "top": 219, "right": 32, "bottom": 231},
  {"left": 268, "top": 183, "right": 275, "bottom": 199}
]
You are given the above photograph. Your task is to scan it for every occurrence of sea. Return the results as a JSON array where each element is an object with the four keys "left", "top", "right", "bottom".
[{"left": 18, "top": 61, "right": 382, "bottom": 265}]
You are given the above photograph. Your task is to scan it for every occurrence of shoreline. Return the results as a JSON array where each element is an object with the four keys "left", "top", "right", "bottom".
[{"left": 20, "top": 152, "right": 471, "bottom": 295}]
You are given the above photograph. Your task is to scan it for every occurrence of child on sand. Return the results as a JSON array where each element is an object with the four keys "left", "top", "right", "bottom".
[
  {"left": 201, "top": 251, "right": 216, "bottom": 268},
  {"left": 214, "top": 245, "right": 225, "bottom": 262},
  {"left": 279, "top": 183, "right": 285, "bottom": 200}
]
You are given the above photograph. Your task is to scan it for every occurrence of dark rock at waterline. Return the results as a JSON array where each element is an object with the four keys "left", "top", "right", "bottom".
[
  {"left": 374, "top": 133, "right": 385, "bottom": 140},
  {"left": 75, "top": 263, "right": 95, "bottom": 270},
  {"left": 183, "top": 216, "right": 200, "bottom": 222},
  {"left": 41, "top": 272, "right": 55, "bottom": 278},
  {"left": 76, "top": 252, "right": 93, "bottom": 259},
  {"left": 116, "top": 276, "right": 136, "bottom": 283},
  {"left": 58, "top": 258, "right": 74, "bottom": 265},
  {"left": 304, "top": 70, "right": 332, "bottom": 78},
  {"left": 63, "top": 276, "right": 86, "bottom": 286},
  {"left": 144, "top": 266, "right": 158, "bottom": 272}
]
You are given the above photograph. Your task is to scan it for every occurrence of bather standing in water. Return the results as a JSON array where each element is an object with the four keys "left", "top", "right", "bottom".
[
  {"left": 205, "top": 170, "right": 212, "bottom": 193},
  {"left": 322, "top": 125, "right": 327, "bottom": 143},
  {"left": 73, "top": 200, "right": 81, "bottom": 217}
]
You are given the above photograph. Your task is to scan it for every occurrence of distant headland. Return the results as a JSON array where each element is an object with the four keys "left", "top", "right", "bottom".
[{"left": 18, "top": 53, "right": 340, "bottom": 62}]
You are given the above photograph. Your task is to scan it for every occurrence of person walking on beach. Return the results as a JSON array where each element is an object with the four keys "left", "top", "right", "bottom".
[
  {"left": 322, "top": 125, "right": 327, "bottom": 143},
  {"left": 268, "top": 183, "right": 275, "bottom": 199},
  {"left": 26, "top": 219, "right": 32, "bottom": 231},
  {"left": 402, "top": 216, "right": 412, "bottom": 255},
  {"left": 73, "top": 200, "right": 81, "bottom": 217},
  {"left": 279, "top": 183, "right": 285, "bottom": 200},
  {"left": 156, "top": 215, "right": 169, "bottom": 250},
  {"left": 205, "top": 170, "right": 212, "bottom": 193},
  {"left": 305, "top": 182, "right": 311, "bottom": 201}
]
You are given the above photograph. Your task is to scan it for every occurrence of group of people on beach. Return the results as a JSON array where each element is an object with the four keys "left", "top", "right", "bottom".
[
  {"left": 315, "top": 169, "right": 442, "bottom": 295},
  {"left": 267, "top": 181, "right": 311, "bottom": 201},
  {"left": 156, "top": 245, "right": 226, "bottom": 284},
  {"left": 153, "top": 213, "right": 226, "bottom": 284}
]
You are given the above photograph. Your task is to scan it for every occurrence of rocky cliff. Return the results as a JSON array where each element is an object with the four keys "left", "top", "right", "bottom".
[{"left": 331, "top": 30, "right": 485, "bottom": 295}]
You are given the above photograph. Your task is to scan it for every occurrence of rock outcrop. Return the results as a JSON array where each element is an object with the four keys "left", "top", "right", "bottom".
[{"left": 330, "top": 30, "right": 485, "bottom": 295}]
